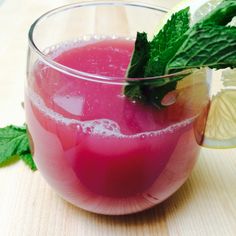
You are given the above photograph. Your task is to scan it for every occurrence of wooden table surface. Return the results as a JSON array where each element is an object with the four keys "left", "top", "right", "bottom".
[{"left": 0, "top": 0, "right": 236, "bottom": 235}]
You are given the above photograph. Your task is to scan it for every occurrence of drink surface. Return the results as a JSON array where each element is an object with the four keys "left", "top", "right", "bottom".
[{"left": 25, "top": 38, "right": 208, "bottom": 214}]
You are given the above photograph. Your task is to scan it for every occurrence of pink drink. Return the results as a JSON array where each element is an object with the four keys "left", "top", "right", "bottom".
[{"left": 25, "top": 38, "right": 208, "bottom": 215}]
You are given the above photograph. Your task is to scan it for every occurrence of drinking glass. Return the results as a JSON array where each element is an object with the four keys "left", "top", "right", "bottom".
[{"left": 25, "top": 1, "right": 210, "bottom": 215}]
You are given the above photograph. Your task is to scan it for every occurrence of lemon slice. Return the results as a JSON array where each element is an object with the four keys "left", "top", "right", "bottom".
[
  {"left": 202, "top": 68, "right": 236, "bottom": 148},
  {"left": 203, "top": 89, "right": 236, "bottom": 148}
]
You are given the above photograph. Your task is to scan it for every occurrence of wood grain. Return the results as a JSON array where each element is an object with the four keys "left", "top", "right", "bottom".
[{"left": 0, "top": 0, "right": 236, "bottom": 235}]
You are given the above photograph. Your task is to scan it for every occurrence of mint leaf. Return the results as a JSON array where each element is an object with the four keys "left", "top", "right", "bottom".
[
  {"left": 167, "top": 24, "right": 236, "bottom": 73},
  {"left": 124, "top": 32, "right": 150, "bottom": 102},
  {"left": 124, "top": 83, "right": 146, "bottom": 102},
  {"left": 0, "top": 125, "right": 28, "bottom": 163},
  {"left": 126, "top": 32, "right": 150, "bottom": 78},
  {"left": 145, "top": 7, "right": 190, "bottom": 76},
  {"left": 0, "top": 125, "right": 37, "bottom": 171}
]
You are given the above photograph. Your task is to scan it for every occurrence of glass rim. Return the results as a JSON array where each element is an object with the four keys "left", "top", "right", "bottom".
[{"left": 28, "top": 1, "right": 191, "bottom": 85}]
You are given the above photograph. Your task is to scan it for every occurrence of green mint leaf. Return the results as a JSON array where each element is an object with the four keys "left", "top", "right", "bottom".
[
  {"left": 167, "top": 24, "right": 236, "bottom": 73},
  {"left": 167, "top": 0, "right": 236, "bottom": 73},
  {"left": 124, "top": 83, "right": 146, "bottom": 102},
  {"left": 20, "top": 153, "right": 37, "bottom": 171},
  {"left": 124, "top": 0, "right": 236, "bottom": 109},
  {"left": 0, "top": 125, "right": 28, "bottom": 163},
  {"left": 0, "top": 155, "right": 19, "bottom": 168},
  {"left": 0, "top": 125, "right": 37, "bottom": 171},
  {"left": 126, "top": 32, "right": 150, "bottom": 78},
  {"left": 125, "top": 32, "right": 150, "bottom": 102},
  {"left": 145, "top": 7, "right": 190, "bottom": 76}
]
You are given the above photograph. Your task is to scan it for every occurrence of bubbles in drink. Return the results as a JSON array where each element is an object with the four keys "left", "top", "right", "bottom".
[{"left": 27, "top": 88, "right": 197, "bottom": 139}]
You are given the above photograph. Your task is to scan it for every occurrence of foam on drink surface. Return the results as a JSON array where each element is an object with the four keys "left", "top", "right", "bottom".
[{"left": 27, "top": 88, "right": 197, "bottom": 138}]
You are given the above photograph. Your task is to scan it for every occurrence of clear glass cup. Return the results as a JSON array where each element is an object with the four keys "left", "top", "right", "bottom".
[{"left": 25, "top": 1, "right": 210, "bottom": 215}]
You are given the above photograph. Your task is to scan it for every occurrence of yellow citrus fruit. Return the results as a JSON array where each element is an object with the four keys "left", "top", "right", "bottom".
[{"left": 202, "top": 67, "right": 236, "bottom": 148}]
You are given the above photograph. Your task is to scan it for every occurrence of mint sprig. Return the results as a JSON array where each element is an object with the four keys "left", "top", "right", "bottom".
[
  {"left": 0, "top": 125, "right": 37, "bottom": 171},
  {"left": 125, "top": 0, "right": 236, "bottom": 109}
]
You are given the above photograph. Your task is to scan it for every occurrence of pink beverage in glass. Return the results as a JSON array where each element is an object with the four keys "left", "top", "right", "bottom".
[{"left": 25, "top": 38, "right": 208, "bottom": 215}]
